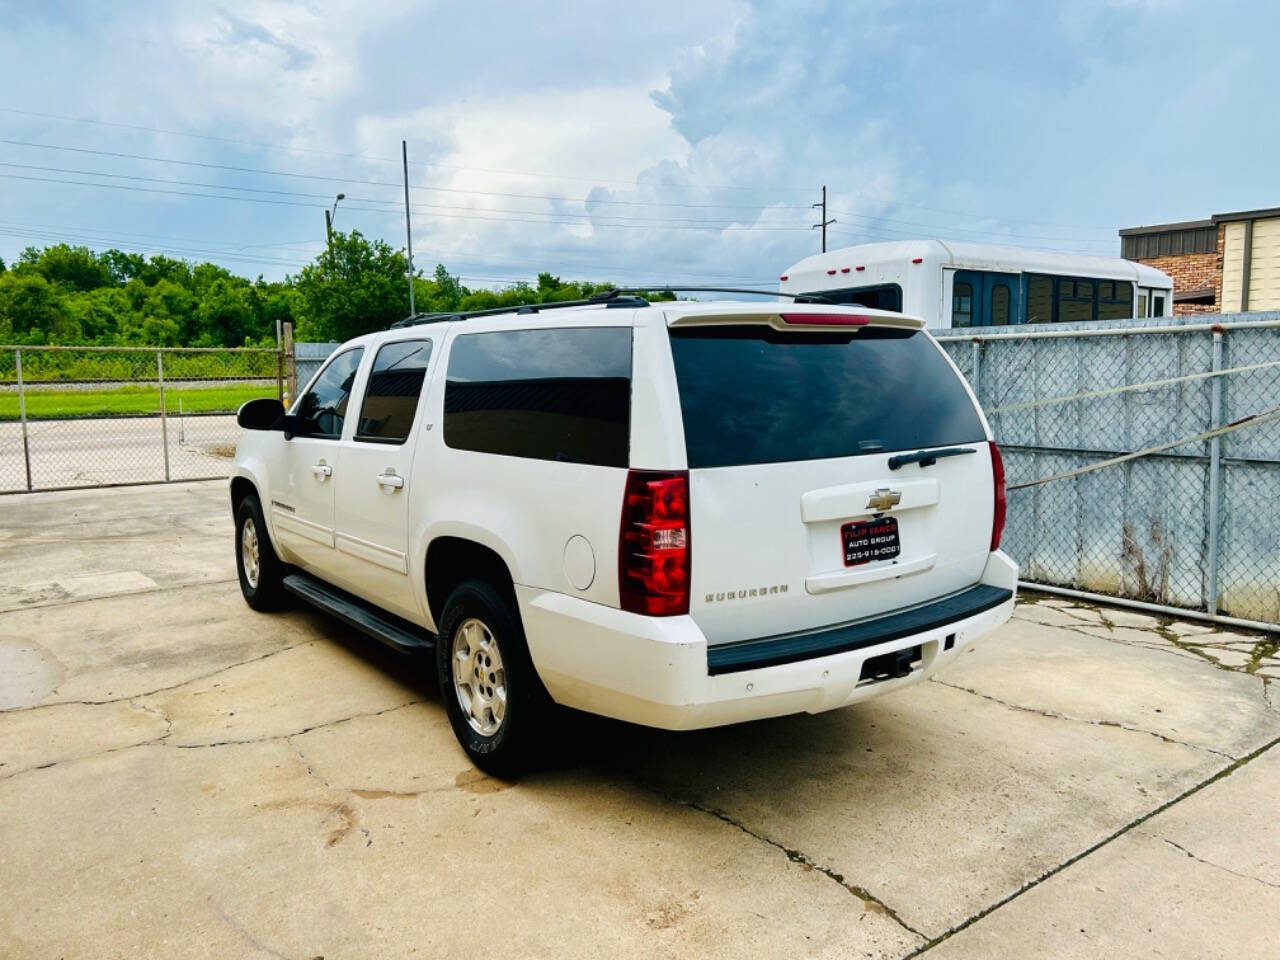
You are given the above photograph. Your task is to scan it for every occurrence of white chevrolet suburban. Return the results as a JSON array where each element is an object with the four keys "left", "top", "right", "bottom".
[{"left": 231, "top": 290, "right": 1015, "bottom": 774}]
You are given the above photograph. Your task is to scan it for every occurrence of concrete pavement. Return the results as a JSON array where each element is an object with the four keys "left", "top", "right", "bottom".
[{"left": 1, "top": 481, "right": 1277, "bottom": 958}]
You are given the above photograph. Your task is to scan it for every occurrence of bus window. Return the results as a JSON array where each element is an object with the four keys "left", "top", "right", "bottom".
[
  {"left": 1099, "top": 281, "right": 1134, "bottom": 321},
  {"left": 990, "top": 283, "right": 1011, "bottom": 325},
  {"left": 1058, "top": 278, "right": 1094, "bottom": 323},
  {"left": 1152, "top": 293, "right": 1167, "bottom": 316},
  {"left": 822, "top": 283, "right": 903, "bottom": 311},
  {"left": 1026, "top": 275, "right": 1053, "bottom": 323},
  {"left": 952, "top": 281, "right": 973, "bottom": 326},
  {"left": 1137, "top": 291, "right": 1148, "bottom": 317}
]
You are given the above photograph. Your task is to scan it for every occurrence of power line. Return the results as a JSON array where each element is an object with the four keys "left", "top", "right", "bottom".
[
  {"left": 0, "top": 161, "right": 811, "bottom": 227},
  {"left": 0, "top": 226, "right": 313, "bottom": 270},
  {"left": 0, "top": 137, "right": 816, "bottom": 211},
  {"left": 0, "top": 217, "right": 319, "bottom": 253},
  {"left": 0, "top": 106, "right": 820, "bottom": 195},
  {"left": 1, "top": 138, "right": 1123, "bottom": 245},
  {"left": 0, "top": 172, "right": 827, "bottom": 232}
]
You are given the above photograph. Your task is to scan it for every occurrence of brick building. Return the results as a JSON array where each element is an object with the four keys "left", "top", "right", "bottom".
[{"left": 1120, "top": 207, "right": 1280, "bottom": 315}]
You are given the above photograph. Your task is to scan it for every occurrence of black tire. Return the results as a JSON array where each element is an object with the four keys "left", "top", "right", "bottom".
[
  {"left": 235, "top": 494, "right": 285, "bottom": 611},
  {"left": 436, "top": 578, "right": 551, "bottom": 778}
]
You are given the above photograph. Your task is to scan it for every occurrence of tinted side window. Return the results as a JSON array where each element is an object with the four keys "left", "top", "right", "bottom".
[
  {"left": 990, "top": 283, "right": 1011, "bottom": 325},
  {"left": 443, "top": 327, "right": 631, "bottom": 467},
  {"left": 822, "top": 283, "right": 903, "bottom": 311},
  {"left": 670, "top": 326, "right": 987, "bottom": 468},
  {"left": 1099, "top": 280, "right": 1134, "bottom": 322},
  {"left": 355, "top": 339, "right": 433, "bottom": 444},
  {"left": 1026, "top": 275, "right": 1054, "bottom": 323},
  {"left": 296, "top": 347, "right": 363, "bottom": 439}
]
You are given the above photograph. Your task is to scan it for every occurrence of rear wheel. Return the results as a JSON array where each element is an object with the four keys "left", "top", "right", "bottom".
[
  {"left": 436, "top": 578, "right": 550, "bottom": 777},
  {"left": 235, "top": 494, "right": 284, "bottom": 610}
]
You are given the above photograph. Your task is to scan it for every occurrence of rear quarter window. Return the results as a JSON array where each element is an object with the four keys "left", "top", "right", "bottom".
[
  {"left": 669, "top": 325, "right": 985, "bottom": 468},
  {"left": 443, "top": 327, "right": 632, "bottom": 467}
]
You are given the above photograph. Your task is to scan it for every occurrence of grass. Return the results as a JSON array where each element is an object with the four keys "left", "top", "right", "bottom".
[{"left": 0, "top": 382, "right": 278, "bottom": 420}]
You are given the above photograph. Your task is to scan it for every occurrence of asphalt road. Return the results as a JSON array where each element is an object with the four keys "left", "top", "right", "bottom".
[
  {"left": 1, "top": 481, "right": 1278, "bottom": 958},
  {"left": 0, "top": 414, "right": 236, "bottom": 492}
]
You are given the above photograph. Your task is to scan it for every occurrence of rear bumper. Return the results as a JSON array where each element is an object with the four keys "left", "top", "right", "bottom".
[{"left": 520, "top": 551, "right": 1017, "bottom": 730}]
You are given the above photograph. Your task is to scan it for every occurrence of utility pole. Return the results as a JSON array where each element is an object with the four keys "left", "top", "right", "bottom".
[
  {"left": 402, "top": 140, "right": 416, "bottom": 315},
  {"left": 812, "top": 184, "right": 836, "bottom": 253}
]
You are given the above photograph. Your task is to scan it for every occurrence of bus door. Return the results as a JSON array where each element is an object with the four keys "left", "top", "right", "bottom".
[{"left": 952, "top": 270, "right": 1020, "bottom": 326}]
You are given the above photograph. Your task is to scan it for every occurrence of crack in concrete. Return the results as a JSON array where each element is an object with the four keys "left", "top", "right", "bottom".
[
  {"left": 0, "top": 700, "right": 422, "bottom": 786},
  {"left": 206, "top": 895, "right": 293, "bottom": 960},
  {"left": 0, "top": 576, "right": 239, "bottom": 615},
  {"left": 1013, "top": 605, "right": 1278, "bottom": 683},
  {"left": 0, "top": 639, "right": 315, "bottom": 716},
  {"left": 1158, "top": 837, "right": 1280, "bottom": 891},
  {"left": 647, "top": 787, "right": 926, "bottom": 942},
  {"left": 903, "top": 733, "right": 1280, "bottom": 957},
  {"left": 1012, "top": 610, "right": 1209, "bottom": 668},
  {"left": 129, "top": 697, "right": 174, "bottom": 741},
  {"left": 168, "top": 700, "right": 422, "bottom": 750},
  {"left": 930, "top": 678, "right": 1235, "bottom": 760}
]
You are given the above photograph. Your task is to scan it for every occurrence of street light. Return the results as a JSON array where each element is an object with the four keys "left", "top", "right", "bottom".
[{"left": 325, "top": 193, "right": 345, "bottom": 270}]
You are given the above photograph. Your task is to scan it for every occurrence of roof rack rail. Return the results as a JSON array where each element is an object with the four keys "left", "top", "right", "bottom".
[
  {"left": 390, "top": 288, "right": 650, "bottom": 328},
  {"left": 388, "top": 285, "right": 832, "bottom": 329},
  {"left": 603, "top": 286, "right": 834, "bottom": 303}
]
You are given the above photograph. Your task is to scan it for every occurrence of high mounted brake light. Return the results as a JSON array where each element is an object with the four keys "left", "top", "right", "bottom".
[
  {"left": 619, "top": 470, "right": 690, "bottom": 616},
  {"left": 779, "top": 313, "right": 872, "bottom": 326},
  {"left": 989, "top": 441, "right": 1006, "bottom": 550}
]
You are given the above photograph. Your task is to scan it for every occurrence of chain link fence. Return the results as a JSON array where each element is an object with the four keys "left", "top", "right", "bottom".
[
  {"left": 936, "top": 313, "right": 1280, "bottom": 629},
  {"left": 0, "top": 345, "right": 283, "bottom": 493}
]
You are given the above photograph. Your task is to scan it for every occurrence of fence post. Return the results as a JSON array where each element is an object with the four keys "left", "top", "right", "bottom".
[
  {"left": 157, "top": 350, "right": 171, "bottom": 483},
  {"left": 15, "top": 349, "right": 32, "bottom": 492},
  {"left": 283, "top": 322, "right": 296, "bottom": 406},
  {"left": 276, "top": 344, "right": 285, "bottom": 404},
  {"left": 970, "top": 338, "right": 983, "bottom": 406},
  {"left": 1205, "top": 327, "right": 1224, "bottom": 614}
]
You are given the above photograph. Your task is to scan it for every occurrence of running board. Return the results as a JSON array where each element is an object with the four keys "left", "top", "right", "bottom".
[{"left": 282, "top": 571, "right": 434, "bottom": 653}]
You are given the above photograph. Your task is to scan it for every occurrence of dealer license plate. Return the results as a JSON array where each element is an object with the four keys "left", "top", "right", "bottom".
[{"left": 842, "top": 517, "right": 901, "bottom": 567}]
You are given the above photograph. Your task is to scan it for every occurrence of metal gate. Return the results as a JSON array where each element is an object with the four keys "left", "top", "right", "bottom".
[{"left": 0, "top": 345, "right": 283, "bottom": 493}]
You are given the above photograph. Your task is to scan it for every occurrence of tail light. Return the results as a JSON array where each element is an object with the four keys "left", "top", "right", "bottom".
[
  {"left": 619, "top": 470, "right": 690, "bottom": 616},
  {"left": 989, "top": 441, "right": 1006, "bottom": 550}
]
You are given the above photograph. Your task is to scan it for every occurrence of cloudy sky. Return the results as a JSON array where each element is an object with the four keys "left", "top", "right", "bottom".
[{"left": 1, "top": 0, "right": 1277, "bottom": 288}]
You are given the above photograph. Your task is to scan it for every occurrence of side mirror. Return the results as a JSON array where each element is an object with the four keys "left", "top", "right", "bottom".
[{"left": 237, "top": 397, "right": 286, "bottom": 431}]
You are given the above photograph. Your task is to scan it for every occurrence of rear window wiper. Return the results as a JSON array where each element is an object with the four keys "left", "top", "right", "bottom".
[{"left": 887, "top": 446, "right": 978, "bottom": 470}]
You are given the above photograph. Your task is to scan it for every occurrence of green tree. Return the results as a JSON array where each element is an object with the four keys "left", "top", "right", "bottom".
[
  {"left": 64, "top": 287, "right": 132, "bottom": 342},
  {"left": 0, "top": 272, "right": 79, "bottom": 341},
  {"left": 100, "top": 249, "right": 147, "bottom": 285},
  {"left": 22, "top": 244, "right": 113, "bottom": 292},
  {"left": 194, "top": 278, "right": 255, "bottom": 346},
  {"left": 292, "top": 230, "right": 411, "bottom": 341}
]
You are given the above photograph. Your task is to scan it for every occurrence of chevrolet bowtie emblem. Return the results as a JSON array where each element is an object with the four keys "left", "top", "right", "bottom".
[{"left": 866, "top": 488, "right": 902, "bottom": 511}]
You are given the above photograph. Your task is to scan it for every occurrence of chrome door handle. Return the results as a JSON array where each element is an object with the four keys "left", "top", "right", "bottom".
[
  {"left": 311, "top": 463, "right": 332, "bottom": 480},
  {"left": 376, "top": 472, "right": 405, "bottom": 490}
]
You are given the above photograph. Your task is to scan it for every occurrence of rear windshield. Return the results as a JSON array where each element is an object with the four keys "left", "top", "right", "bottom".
[{"left": 668, "top": 325, "right": 985, "bottom": 468}]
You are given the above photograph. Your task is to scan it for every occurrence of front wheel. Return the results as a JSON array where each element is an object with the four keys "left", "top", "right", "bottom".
[
  {"left": 436, "top": 579, "right": 550, "bottom": 778},
  {"left": 235, "top": 494, "right": 285, "bottom": 611}
]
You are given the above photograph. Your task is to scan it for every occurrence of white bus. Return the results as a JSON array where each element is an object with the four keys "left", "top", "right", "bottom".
[{"left": 779, "top": 240, "right": 1174, "bottom": 330}]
